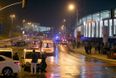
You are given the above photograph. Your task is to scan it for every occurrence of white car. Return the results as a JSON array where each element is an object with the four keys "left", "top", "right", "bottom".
[{"left": 0, "top": 55, "right": 21, "bottom": 76}]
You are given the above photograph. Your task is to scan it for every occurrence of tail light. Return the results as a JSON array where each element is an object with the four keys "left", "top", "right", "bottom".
[{"left": 14, "top": 62, "right": 20, "bottom": 65}]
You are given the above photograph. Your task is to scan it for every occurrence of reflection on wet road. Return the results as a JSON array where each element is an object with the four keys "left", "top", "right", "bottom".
[
  {"left": 44, "top": 45, "right": 116, "bottom": 78},
  {"left": 3, "top": 45, "right": 116, "bottom": 78}
]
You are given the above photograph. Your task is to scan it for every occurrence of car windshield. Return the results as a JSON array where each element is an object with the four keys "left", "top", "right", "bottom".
[
  {"left": 0, "top": 52, "right": 12, "bottom": 58},
  {"left": 25, "top": 52, "right": 40, "bottom": 59}
]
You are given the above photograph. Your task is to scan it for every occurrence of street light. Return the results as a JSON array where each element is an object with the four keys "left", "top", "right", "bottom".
[
  {"left": 9, "top": 14, "right": 16, "bottom": 24},
  {"left": 9, "top": 14, "right": 16, "bottom": 37},
  {"left": 27, "top": 22, "right": 32, "bottom": 25},
  {"left": 22, "top": 0, "right": 26, "bottom": 8},
  {"left": 68, "top": 3, "right": 75, "bottom": 11},
  {"left": 63, "top": 19, "right": 66, "bottom": 22},
  {"left": 67, "top": 3, "right": 76, "bottom": 33},
  {"left": 61, "top": 25, "right": 65, "bottom": 31}
]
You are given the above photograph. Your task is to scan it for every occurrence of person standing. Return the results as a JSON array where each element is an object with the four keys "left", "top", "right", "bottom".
[
  {"left": 41, "top": 52, "right": 47, "bottom": 72},
  {"left": 88, "top": 41, "right": 92, "bottom": 54},
  {"left": 31, "top": 49, "right": 38, "bottom": 75},
  {"left": 13, "top": 52, "right": 19, "bottom": 60},
  {"left": 84, "top": 41, "right": 89, "bottom": 54}
]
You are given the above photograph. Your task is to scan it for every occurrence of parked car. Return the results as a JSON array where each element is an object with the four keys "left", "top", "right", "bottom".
[{"left": 0, "top": 55, "right": 21, "bottom": 77}]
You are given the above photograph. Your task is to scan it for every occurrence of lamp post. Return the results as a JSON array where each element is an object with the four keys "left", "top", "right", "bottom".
[
  {"left": 68, "top": 3, "right": 79, "bottom": 48},
  {"left": 9, "top": 14, "right": 16, "bottom": 24},
  {"left": 0, "top": 0, "right": 26, "bottom": 11},
  {"left": 63, "top": 19, "right": 66, "bottom": 33},
  {"left": 67, "top": 3, "right": 77, "bottom": 35},
  {"left": 9, "top": 14, "right": 16, "bottom": 37},
  {"left": 0, "top": 0, "right": 26, "bottom": 38}
]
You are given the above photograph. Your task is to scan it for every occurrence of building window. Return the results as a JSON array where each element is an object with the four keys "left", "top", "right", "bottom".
[
  {"left": 87, "top": 15, "right": 92, "bottom": 21},
  {"left": 93, "top": 13, "right": 100, "bottom": 21},
  {"left": 92, "top": 22, "right": 95, "bottom": 37},
  {"left": 79, "top": 19, "right": 82, "bottom": 25},
  {"left": 82, "top": 17, "right": 87, "bottom": 23},
  {"left": 101, "top": 10, "right": 110, "bottom": 19},
  {"left": 114, "top": 19, "right": 116, "bottom": 35},
  {"left": 109, "top": 19, "right": 112, "bottom": 37},
  {"left": 104, "top": 20, "right": 108, "bottom": 26},
  {"left": 84, "top": 25, "right": 85, "bottom": 37},
  {"left": 96, "top": 22, "right": 99, "bottom": 37},
  {"left": 100, "top": 21, "right": 103, "bottom": 37},
  {"left": 86, "top": 24, "right": 88, "bottom": 37},
  {"left": 114, "top": 9, "right": 116, "bottom": 17},
  {"left": 88, "top": 23, "right": 91, "bottom": 37}
]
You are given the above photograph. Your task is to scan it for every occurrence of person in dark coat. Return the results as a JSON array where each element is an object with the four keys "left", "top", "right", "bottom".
[
  {"left": 88, "top": 41, "right": 92, "bottom": 54},
  {"left": 31, "top": 49, "right": 38, "bottom": 74},
  {"left": 84, "top": 41, "right": 89, "bottom": 54},
  {"left": 40, "top": 52, "right": 47, "bottom": 72},
  {"left": 13, "top": 52, "right": 19, "bottom": 60}
]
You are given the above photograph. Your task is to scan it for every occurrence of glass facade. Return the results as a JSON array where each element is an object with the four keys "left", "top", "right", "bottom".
[
  {"left": 101, "top": 10, "right": 110, "bottom": 19},
  {"left": 100, "top": 21, "right": 103, "bottom": 37},
  {"left": 109, "top": 19, "right": 112, "bottom": 37},
  {"left": 92, "top": 22, "right": 95, "bottom": 37},
  {"left": 75, "top": 9, "right": 116, "bottom": 38},
  {"left": 114, "top": 19, "right": 116, "bottom": 35},
  {"left": 114, "top": 9, "right": 116, "bottom": 17}
]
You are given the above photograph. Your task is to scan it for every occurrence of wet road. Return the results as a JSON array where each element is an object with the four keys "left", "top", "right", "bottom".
[{"left": 2, "top": 44, "right": 116, "bottom": 78}]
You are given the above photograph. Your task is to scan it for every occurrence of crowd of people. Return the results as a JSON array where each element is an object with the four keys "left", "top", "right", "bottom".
[{"left": 83, "top": 40, "right": 116, "bottom": 56}]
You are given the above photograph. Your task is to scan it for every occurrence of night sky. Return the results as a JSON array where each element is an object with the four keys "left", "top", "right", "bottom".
[{"left": 1, "top": 0, "right": 116, "bottom": 27}]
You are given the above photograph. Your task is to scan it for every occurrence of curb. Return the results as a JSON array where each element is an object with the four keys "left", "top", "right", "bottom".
[{"left": 73, "top": 48, "right": 116, "bottom": 65}]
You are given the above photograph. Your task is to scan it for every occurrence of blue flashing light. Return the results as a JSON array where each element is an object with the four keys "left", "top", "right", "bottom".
[{"left": 56, "top": 36, "right": 59, "bottom": 39}]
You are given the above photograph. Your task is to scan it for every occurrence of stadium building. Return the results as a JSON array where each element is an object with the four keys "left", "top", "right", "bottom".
[{"left": 74, "top": 9, "right": 116, "bottom": 42}]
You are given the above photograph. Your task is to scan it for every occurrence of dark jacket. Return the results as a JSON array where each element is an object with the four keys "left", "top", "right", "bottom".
[
  {"left": 31, "top": 52, "right": 38, "bottom": 63},
  {"left": 13, "top": 53, "right": 19, "bottom": 60}
]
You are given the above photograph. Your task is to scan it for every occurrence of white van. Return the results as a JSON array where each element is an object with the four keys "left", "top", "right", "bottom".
[
  {"left": 41, "top": 40, "right": 55, "bottom": 55},
  {"left": 22, "top": 49, "right": 42, "bottom": 71},
  {"left": 0, "top": 48, "right": 13, "bottom": 58},
  {"left": 22, "top": 49, "right": 41, "bottom": 66}
]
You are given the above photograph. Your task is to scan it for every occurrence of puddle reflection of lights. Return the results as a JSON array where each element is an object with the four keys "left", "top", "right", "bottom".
[
  {"left": 50, "top": 56, "right": 54, "bottom": 63},
  {"left": 60, "top": 45, "right": 65, "bottom": 52},
  {"left": 55, "top": 47, "right": 59, "bottom": 64},
  {"left": 47, "top": 73, "right": 60, "bottom": 78}
]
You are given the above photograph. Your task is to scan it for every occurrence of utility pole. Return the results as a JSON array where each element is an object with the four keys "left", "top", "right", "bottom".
[
  {"left": 22, "top": 0, "right": 26, "bottom": 8},
  {"left": 0, "top": 0, "right": 26, "bottom": 11},
  {"left": 0, "top": 0, "right": 26, "bottom": 37}
]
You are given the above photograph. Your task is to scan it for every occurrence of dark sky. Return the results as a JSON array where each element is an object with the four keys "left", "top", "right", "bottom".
[
  {"left": 78, "top": 0, "right": 116, "bottom": 18},
  {"left": 1, "top": 0, "right": 116, "bottom": 27},
  {"left": 22, "top": 0, "right": 77, "bottom": 27}
]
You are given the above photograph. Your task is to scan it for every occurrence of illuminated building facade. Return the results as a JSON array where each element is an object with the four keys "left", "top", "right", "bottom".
[{"left": 74, "top": 9, "right": 116, "bottom": 39}]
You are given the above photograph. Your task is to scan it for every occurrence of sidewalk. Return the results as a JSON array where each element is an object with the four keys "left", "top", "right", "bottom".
[{"left": 73, "top": 46, "right": 116, "bottom": 65}]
